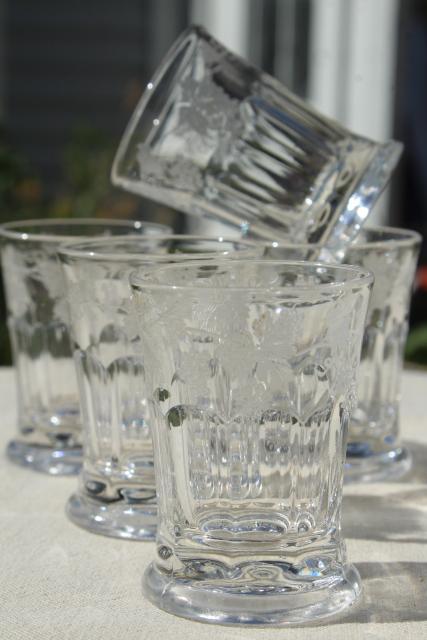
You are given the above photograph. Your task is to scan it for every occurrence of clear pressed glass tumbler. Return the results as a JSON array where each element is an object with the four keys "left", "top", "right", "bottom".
[
  {"left": 263, "top": 226, "right": 421, "bottom": 482},
  {"left": 343, "top": 227, "right": 421, "bottom": 482},
  {"left": 130, "top": 260, "right": 373, "bottom": 625},
  {"left": 112, "top": 25, "right": 402, "bottom": 259},
  {"left": 59, "top": 236, "right": 259, "bottom": 539},
  {"left": 0, "top": 218, "right": 169, "bottom": 475}
]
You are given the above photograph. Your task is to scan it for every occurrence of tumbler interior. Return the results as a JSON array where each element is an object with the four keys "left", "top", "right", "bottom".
[
  {"left": 58, "top": 234, "right": 260, "bottom": 263},
  {"left": 130, "top": 258, "right": 373, "bottom": 295}
]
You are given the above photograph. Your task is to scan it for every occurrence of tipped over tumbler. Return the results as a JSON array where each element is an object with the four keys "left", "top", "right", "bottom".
[{"left": 112, "top": 25, "right": 402, "bottom": 259}]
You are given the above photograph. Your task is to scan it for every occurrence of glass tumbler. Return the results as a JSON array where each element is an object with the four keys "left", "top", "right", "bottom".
[
  {"left": 343, "top": 227, "right": 421, "bottom": 482},
  {"left": 112, "top": 24, "right": 402, "bottom": 259},
  {"left": 58, "top": 236, "right": 260, "bottom": 540},
  {"left": 264, "top": 226, "right": 421, "bottom": 482},
  {"left": 130, "top": 260, "right": 372, "bottom": 625},
  {"left": 0, "top": 218, "right": 170, "bottom": 475}
]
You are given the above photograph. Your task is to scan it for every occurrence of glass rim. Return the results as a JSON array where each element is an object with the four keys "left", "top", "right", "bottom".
[
  {"left": 58, "top": 234, "right": 259, "bottom": 262},
  {"left": 263, "top": 225, "right": 422, "bottom": 252},
  {"left": 130, "top": 259, "right": 373, "bottom": 294},
  {"left": 344, "top": 225, "right": 422, "bottom": 250},
  {"left": 0, "top": 218, "right": 168, "bottom": 243}
]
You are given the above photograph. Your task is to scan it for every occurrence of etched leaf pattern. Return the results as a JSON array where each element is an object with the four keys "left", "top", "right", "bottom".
[{"left": 138, "top": 285, "right": 367, "bottom": 426}]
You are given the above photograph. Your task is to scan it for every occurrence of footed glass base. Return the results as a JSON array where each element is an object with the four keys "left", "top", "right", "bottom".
[
  {"left": 142, "top": 562, "right": 362, "bottom": 626},
  {"left": 66, "top": 492, "right": 157, "bottom": 541},
  {"left": 7, "top": 439, "right": 82, "bottom": 475},
  {"left": 345, "top": 443, "right": 412, "bottom": 483}
]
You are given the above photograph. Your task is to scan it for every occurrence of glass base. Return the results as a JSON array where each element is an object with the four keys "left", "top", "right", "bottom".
[
  {"left": 7, "top": 439, "right": 82, "bottom": 475},
  {"left": 345, "top": 443, "right": 412, "bottom": 483},
  {"left": 142, "top": 562, "right": 362, "bottom": 626},
  {"left": 66, "top": 492, "right": 157, "bottom": 541}
]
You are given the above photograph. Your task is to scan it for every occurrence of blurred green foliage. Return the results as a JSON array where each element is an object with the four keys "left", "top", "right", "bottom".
[
  {"left": 48, "top": 126, "right": 138, "bottom": 219},
  {"left": 0, "top": 124, "right": 143, "bottom": 224},
  {"left": 406, "top": 324, "right": 427, "bottom": 367}
]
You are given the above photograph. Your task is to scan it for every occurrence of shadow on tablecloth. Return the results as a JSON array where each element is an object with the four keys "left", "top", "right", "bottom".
[
  {"left": 334, "top": 561, "right": 427, "bottom": 624},
  {"left": 343, "top": 440, "right": 427, "bottom": 543},
  {"left": 402, "top": 440, "right": 427, "bottom": 484},
  {"left": 343, "top": 487, "right": 427, "bottom": 543}
]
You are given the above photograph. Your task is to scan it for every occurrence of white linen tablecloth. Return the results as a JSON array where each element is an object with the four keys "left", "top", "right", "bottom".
[{"left": 1, "top": 366, "right": 426, "bottom": 639}]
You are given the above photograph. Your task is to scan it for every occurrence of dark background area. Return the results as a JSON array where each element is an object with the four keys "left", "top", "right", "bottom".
[{"left": 0, "top": 0, "right": 426, "bottom": 364}]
